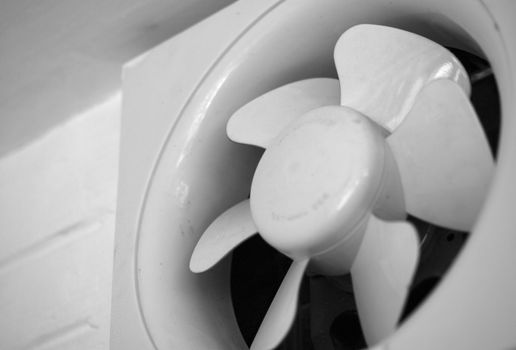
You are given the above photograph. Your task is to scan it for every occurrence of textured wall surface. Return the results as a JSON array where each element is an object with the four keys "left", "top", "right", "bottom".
[{"left": 0, "top": 94, "right": 120, "bottom": 350}]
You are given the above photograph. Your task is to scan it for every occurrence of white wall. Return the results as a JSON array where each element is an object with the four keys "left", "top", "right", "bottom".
[
  {"left": 0, "top": 94, "right": 120, "bottom": 350},
  {"left": 0, "top": 0, "right": 236, "bottom": 158},
  {"left": 0, "top": 2, "right": 239, "bottom": 348}
]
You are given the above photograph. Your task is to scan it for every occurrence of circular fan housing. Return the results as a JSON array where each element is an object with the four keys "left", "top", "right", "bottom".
[{"left": 110, "top": 1, "right": 516, "bottom": 350}]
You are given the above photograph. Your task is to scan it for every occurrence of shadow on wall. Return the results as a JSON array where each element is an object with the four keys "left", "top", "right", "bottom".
[{"left": 0, "top": 93, "right": 121, "bottom": 349}]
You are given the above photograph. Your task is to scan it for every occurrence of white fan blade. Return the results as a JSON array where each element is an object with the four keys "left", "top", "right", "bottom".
[
  {"left": 227, "top": 78, "right": 340, "bottom": 148},
  {"left": 190, "top": 199, "right": 257, "bottom": 273},
  {"left": 250, "top": 259, "right": 309, "bottom": 350},
  {"left": 351, "top": 215, "right": 419, "bottom": 346},
  {"left": 334, "top": 24, "right": 469, "bottom": 132},
  {"left": 387, "top": 79, "right": 494, "bottom": 231}
]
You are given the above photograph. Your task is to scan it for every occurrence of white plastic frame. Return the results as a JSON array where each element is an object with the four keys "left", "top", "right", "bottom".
[{"left": 111, "top": 0, "right": 516, "bottom": 349}]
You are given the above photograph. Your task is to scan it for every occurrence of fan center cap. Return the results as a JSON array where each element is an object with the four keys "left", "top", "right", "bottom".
[{"left": 250, "top": 106, "right": 386, "bottom": 258}]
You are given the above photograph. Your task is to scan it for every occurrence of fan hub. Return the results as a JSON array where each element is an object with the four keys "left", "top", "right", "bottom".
[{"left": 250, "top": 106, "right": 387, "bottom": 258}]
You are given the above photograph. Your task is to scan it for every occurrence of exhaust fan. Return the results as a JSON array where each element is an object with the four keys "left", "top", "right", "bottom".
[
  {"left": 111, "top": 1, "right": 516, "bottom": 349},
  {"left": 189, "top": 24, "right": 493, "bottom": 350}
]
